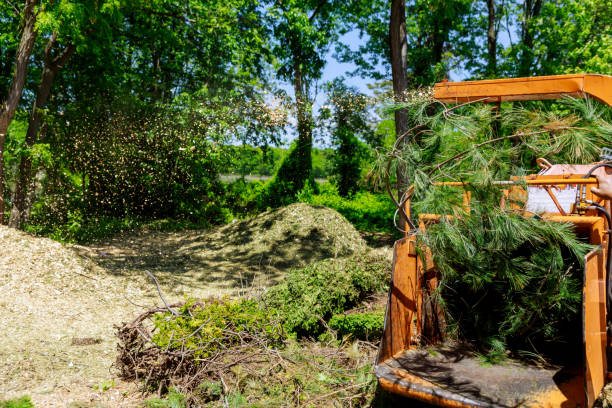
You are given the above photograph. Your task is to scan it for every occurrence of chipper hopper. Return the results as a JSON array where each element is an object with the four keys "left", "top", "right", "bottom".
[{"left": 376, "top": 74, "right": 612, "bottom": 407}]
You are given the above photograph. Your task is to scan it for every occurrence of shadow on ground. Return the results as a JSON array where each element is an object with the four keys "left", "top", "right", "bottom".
[{"left": 83, "top": 203, "right": 368, "bottom": 297}]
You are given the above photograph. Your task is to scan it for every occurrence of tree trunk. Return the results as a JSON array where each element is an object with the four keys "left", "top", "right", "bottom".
[
  {"left": 0, "top": 0, "right": 38, "bottom": 224},
  {"left": 390, "top": 0, "right": 409, "bottom": 139},
  {"left": 9, "top": 33, "right": 76, "bottom": 229},
  {"left": 292, "top": 60, "right": 313, "bottom": 191},
  {"left": 390, "top": 0, "right": 411, "bottom": 230},
  {"left": 518, "top": 0, "right": 543, "bottom": 76},
  {"left": 486, "top": 0, "right": 497, "bottom": 77}
]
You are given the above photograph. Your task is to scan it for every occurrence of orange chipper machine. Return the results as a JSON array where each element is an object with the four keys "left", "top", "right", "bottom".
[{"left": 375, "top": 74, "right": 612, "bottom": 407}]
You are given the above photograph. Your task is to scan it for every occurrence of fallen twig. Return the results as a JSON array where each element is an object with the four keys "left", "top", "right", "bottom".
[{"left": 145, "top": 269, "right": 178, "bottom": 316}]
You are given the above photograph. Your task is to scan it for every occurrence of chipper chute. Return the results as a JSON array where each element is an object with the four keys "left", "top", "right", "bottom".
[{"left": 376, "top": 74, "right": 612, "bottom": 407}]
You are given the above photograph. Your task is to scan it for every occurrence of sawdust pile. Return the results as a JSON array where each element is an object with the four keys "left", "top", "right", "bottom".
[
  {"left": 0, "top": 225, "right": 150, "bottom": 406},
  {"left": 0, "top": 203, "right": 370, "bottom": 406},
  {"left": 90, "top": 202, "right": 367, "bottom": 295}
]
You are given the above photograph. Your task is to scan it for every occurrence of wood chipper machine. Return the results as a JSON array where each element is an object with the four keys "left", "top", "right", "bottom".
[{"left": 376, "top": 74, "right": 612, "bottom": 407}]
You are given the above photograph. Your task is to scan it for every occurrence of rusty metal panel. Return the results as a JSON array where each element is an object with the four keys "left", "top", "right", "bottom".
[
  {"left": 377, "top": 236, "right": 419, "bottom": 363},
  {"left": 584, "top": 245, "right": 607, "bottom": 407}
]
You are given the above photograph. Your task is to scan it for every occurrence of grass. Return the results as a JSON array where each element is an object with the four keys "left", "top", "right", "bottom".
[{"left": 0, "top": 397, "right": 34, "bottom": 408}]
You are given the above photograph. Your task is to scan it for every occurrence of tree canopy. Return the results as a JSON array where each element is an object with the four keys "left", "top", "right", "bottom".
[{"left": 0, "top": 0, "right": 611, "bottom": 232}]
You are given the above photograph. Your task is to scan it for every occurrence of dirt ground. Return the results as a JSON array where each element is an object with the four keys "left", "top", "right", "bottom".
[{"left": 0, "top": 204, "right": 372, "bottom": 407}]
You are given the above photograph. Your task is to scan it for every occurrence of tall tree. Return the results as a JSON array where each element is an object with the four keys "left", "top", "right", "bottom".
[
  {"left": 486, "top": 0, "right": 498, "bottom": 76},
  {"left": 267, "top": 0, "right": 341, "bottom": 200},
  {"left": 6, "top": 0, "right": 277, "bottom": 228},
  {"left": 0, "top": 0, "right": 38, "bottom": 224},
  {"left": 322, "top": 78, "right": 373, "bottom": 197},
  {"left": 9, "top": 32, "right": 77, "bottom": 227},
  {"left": 388, "top": 0, "right": 412, "bottom": 229},
  {"left": 8, "top": 0, "right": 119, "bottom": 228},
  {"left": 389, "top": 0, "right": 409, "bottom": 138},
  {"left": 524, "top": 0, "right": 612, "bottom": 76},
  {"left": 517, "top": 0, "right": 543, "bottom": 76}
]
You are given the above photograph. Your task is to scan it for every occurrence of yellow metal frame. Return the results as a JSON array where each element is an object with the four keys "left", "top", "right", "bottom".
[
  {"left": 378, "top": 177, "right": 608, "bottom": 407},
  {"left": 434, "top": 73, "right": 612, "bottom": 106},
  {"left": 378, "top": 73, "right": 612, "bottom": 408}
]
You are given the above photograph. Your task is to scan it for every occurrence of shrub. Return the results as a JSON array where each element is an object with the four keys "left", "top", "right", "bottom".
[
  {"left": 329, "top": 311, "right": 384, "bottom": 340},
  {"left": 263, "top": 255, "right": 389, "bottom": 337},
  {"left": 300, "top": 183, "right": 395, "bottom": 232},
  {"left": 263, "top": 141, "right": 318, "bottom": 207},
  {"left": 223, "top": 178, "right": 266, "bottom": 215}
]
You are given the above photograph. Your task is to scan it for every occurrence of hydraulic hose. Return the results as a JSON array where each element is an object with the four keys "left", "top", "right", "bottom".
[{"left": 584, "top": 162, "right": 612, "bottom": 178}]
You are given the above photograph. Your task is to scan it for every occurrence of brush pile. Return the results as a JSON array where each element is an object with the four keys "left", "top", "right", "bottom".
[
  {"left": 116, "top": 298, "right": 285, "bottom": 397},
  {"left": 385, "top": 94, "right": 612, "bottom": 361},
  {"left": 115, "top": 254, "right": 390, "bottom": 404}
]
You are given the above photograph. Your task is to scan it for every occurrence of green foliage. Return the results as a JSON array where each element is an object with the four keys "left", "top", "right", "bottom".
[
  {"left": 118, "top": 254, "right": 385, "bottom": 406},
  {"left": 390, "top": 96, "right": 609, "bottom": 361},
  {"left": 329, "top": 311, "right": 384, "bottom": 340},
  {"left": 220, "top": 145, "right": 333, "bottom": 179},
  {"left": 223, "top": 179, "right": 266, "bottom": 216},
  {"left": 420, "top": 202, "right": 591, "bottom": 358},
  {"left": 221, "top": 145, "right": 282, "bottom": 177},
  {"left": 152, "top": 298, "right": 284, "bottom": 359},
  {"left": 263, "top": 255, "right": 389, "bottom": 337},
  {"left": 311, "top": 147, "right": 334, "bottom": 179},
  {"left": 321, "top": 78, "right": 374, "bottom": 197},
  {"left": 502, "top": 0, "right": 612, "bottom": 76},
  {"left": 299, "top": 183, "right": 395, "bottom": 232},
  {"left": 343, "top": 0, "right": 611, "bottom": 86},
  {"left": 0, "top": 397, "right": 34, "bottom": 408},
  {"left": 340, "top": 0, "right": 473, "bottom": 84},
  {"left": 391, "top": 96, "right": 612, "bottom": 205},
  {"left": 144, "top": 389, "right": 188, "bottom": 408},
  {"left": 263, "top": 141, "right": 318, "bottom": 207}
]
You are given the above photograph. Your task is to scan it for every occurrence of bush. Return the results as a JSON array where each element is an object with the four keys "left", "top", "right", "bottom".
[
  {"left": 222, "top": 178, "right": 266, "bottom": 216},
  {"left": 299, "top": 183, "right": 395, "bottom": 232},
  {"left": 263, "top": 141, "right": 318, "bottom": 207},
  {"left": 329, "top": 311, "right": 384, "bottom": 340},
  {"left": 263, "top": 255, "right": 389, "bottom": 337}
]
